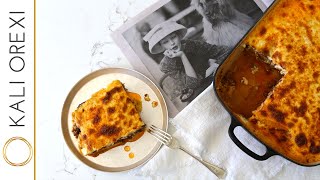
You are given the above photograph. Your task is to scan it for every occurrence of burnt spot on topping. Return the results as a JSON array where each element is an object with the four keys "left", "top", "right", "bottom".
[
  {"left": 284, "top": 99, "right": 291, "bottom": 106},
  {"left": 107, "top": 107, "right": 115, "bottom": 114},
  {"left": 297, "top": 61, "right": 307, "bottom": 73},
  {"left": 269, "top": 128, "right": 275, "bottom": 134},
  {"left": 110, "top": 87, "right": 122, "bottom": 94},
  {"left": 122, "top": 104, "right": 128, "bottom": 112},
  {"left": 92, "top": 115, "right": 101, "bottom": 124},
  {"left": 129, "top": 120, "right": 133, "bottom": 127},
  {"left": 82, "top": 134, "right": 87, "bottom": 140},
  {"left": 124, "top": 121, "right": 128, "bottom": 126},
  {"left": 119, "top": 114, "right": 125, "bottom": 120},
  {"left": 72, "top": 124, "right": 81, "bottom": 138},
  {"left": 272, "top": 51, "right": 282, "bottom": 60},
  {"left": 299, "top": 2, "right": 306, "bottom": 11},
  {"left": 99, "top": 125, "right": 121, "bottom": 136},
  {"left": 313, "top": 72, "right": 319, "bottom": 79},
  {"left": 268, "top": 105, "right": 286, "bottom": 122},
  {"left": 250, "top": 118, "right": 258, "bottom": 125},
  {"left": 279, "top": 87, "right": 290, "bottom": 97},
  {"left": 103, "top": 92, "right": 111, "bottom": 103},
  {"left": 281, "top": 12, "right": 287, "bottom": 18},
  {"left": 281, "top": 2, "right": 288, "bottom": 8},
  {"left": 269, "top": 128, "right": 288, "bottom": 142},
  {"left": 308, "top": 5, "right": 315, "bottom": 13},
  {"left": 103, "top": 87, "right": 122, "bottom": 103},
  {"left": 300, "top": 45, "right": 307, "bottom": 56},
  {"left": 88, "top": 128, "right": 95, "bottom": 135},
  {"left": 310, "top": 141, "right": 320, "bottom": 154},
  {"left": 89, "top": 107, "right": 96, "bottom": 112},
  {"left": 126, "top": 98, "right": 133, "bottom": 104},
  {"left": 309, "top": 99, "right": 314, "bottom": 104},
  {"left": 293, "top": 101, "right": 308, "bottom": 117},
  {"left": 289, "top": 81, "right": 296, "bottom": 88},
  {"left": 287, "top": 122, "right": 294, "bottom": 128},
  {"left": 305, "top": 116, "right": 310, "bottom": 125},
  {"left": 119, "top": 96, "right": 124, "bottom": 101},
  {"left": 278, "top": 135, "right": 287, "bottom": 142},
  {"left": 295, "top": 133, "right": 307, "bottom": 147},
  {"left": 259, "top": 27, "right": 267, "bottom": 36},
  {"left": 279, "top": 81, "right": 295, "bottom": 97},
  {"left": 129, "top": 108, "right": 136, "bottom": 115},
  {"left": 260, "top": 110, "right": 268, "bottom": 117},
  {"left": 266, "top": 36, "right": 274, "bottom": 42},
  {"left": 286, "top": 44, "right": 293, "bottom": 51}
]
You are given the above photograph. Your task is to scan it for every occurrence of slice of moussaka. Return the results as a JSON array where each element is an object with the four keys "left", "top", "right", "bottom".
[
  {"left": 216, "top": 0, "right": 320, "bottom": 165},
  {"left": 71, "top": 80, "right": 146, "bottom": 157}
]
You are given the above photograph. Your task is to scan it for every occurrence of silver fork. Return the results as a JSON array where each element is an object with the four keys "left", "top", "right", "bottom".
[{"left": 148, "top": 125, "right": 227, "bottom": 179}]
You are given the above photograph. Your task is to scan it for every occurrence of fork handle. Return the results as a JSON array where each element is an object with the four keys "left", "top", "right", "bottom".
[{"left": 179, "top": 147, "right": 227, "bottom": 179}]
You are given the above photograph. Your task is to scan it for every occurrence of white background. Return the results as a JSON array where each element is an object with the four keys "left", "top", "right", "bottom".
[{"left": 0, "top": 0, "right": 35, "bottom": 179}]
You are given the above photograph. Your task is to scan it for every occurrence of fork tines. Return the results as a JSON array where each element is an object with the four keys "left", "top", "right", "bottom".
[{"left": 147, "top": 125, "right": 172, "bottom": 145}]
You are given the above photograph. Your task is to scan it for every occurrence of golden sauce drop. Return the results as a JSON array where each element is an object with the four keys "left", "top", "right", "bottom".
[
  {"left": 129, "top": 152, "right": 135, "bottom": 159},
  {"left": 144, "top": 94, "right": 150, "bottom": 101},
  {"left": 152, "top": 101, "right": 158, "bottom": 108},
  {"left": 124, "top": 145, "right": 130, "bottom": 152}
]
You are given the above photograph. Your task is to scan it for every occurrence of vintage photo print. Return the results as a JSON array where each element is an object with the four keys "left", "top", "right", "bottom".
[{"left": 113, "top": 0, "right": 264, "bottom": 117}]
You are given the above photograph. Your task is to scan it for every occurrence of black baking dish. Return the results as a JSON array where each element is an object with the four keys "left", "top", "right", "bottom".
[{"left": 212, "top": 0, "right": 320, "bottom": 167}]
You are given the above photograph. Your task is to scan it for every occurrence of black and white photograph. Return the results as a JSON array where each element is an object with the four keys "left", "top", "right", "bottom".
[{"left": 113, "top": 0, "right": 264, "bottom": 117}]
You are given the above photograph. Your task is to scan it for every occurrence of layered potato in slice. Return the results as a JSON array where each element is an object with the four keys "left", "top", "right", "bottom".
[{"left": 71, "top": 80, "right": 146, "bottom": 157}]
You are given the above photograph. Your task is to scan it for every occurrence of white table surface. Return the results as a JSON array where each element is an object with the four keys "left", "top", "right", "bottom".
[{"left": 37, "top": 0, "right": 319, "bottom": 179}]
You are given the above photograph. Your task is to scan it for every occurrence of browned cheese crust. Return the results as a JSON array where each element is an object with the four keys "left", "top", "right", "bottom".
[
  {"left": 243, "top": 0, "right": 320, "bottom": 165},
  {"left": 71, "top": 80, "right": 145, "bottom": 156}
]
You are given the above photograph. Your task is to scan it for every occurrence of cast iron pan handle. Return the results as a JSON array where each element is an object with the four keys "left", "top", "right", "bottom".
[{"left": 228, "top": 117, "right": 276, "bottom": 160}]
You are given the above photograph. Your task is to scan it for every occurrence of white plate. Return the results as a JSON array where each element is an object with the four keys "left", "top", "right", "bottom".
[{"left": 61, "top": 68, "right": 168, "bottom": 171}]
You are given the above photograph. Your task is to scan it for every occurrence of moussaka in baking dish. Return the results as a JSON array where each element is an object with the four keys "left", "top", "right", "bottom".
[{"left": 216, "top": 0, "right": 320, "bottom": 165}]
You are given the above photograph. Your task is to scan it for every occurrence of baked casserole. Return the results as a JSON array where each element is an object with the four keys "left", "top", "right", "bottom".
[{"left": 216, "top": 0, "right": 320, "bottom": 165}]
